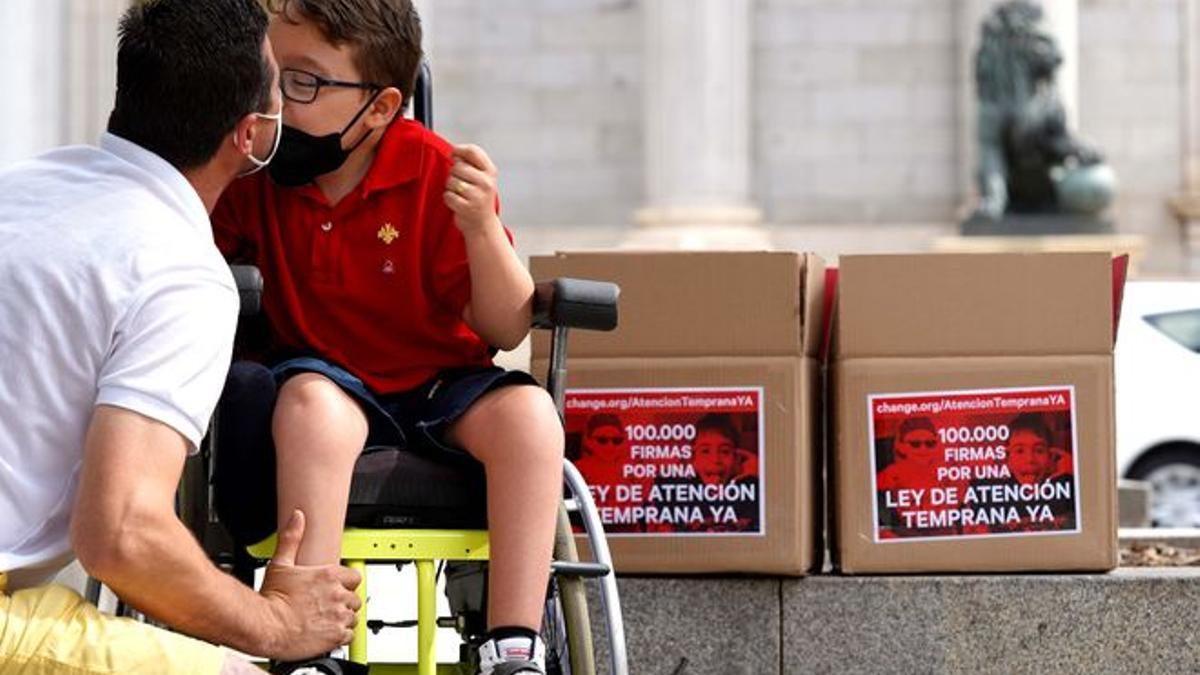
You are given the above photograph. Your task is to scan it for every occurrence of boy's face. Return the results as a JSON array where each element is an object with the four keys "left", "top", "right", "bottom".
[
  {"left": 895, "top": 428, "right": 939, "bottom": 468},
  {"left": 1006, "top": 429, "right": 1053, "bottom": 484},
  {"left": 583, "top": 424, "right": 627, "bottom": 464},
  {"left": 692, "top": 429, "right": 737, "bottom": 485},
  {"left": 268, "top": 12, "right": 374, "bottom": 139}
]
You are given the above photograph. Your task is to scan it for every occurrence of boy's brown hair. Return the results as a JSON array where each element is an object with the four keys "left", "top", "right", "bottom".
[{"left": 268, "top": 0, "right": 422, "bottom": 103}]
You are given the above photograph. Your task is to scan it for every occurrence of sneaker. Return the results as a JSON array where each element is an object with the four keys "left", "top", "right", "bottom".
[{"left": 477, "top": 635, "right": 547, "bottom": 675}]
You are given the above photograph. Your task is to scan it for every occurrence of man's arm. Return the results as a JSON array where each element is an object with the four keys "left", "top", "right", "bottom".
[
  {"left": 444, "top": 144, "right": 534, "bottom": 350},
  {"left": 70, "top": 405, "right": 361, "bottom": 661}
]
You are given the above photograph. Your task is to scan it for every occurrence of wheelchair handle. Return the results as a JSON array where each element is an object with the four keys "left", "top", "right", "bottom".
[{"left": 532, "top": 278, "right": 619, "bottom": 332}]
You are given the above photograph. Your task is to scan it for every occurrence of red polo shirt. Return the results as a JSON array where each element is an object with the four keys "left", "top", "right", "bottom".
[{"left": 212, "top": 118, "right": 510, "bottom": 394}]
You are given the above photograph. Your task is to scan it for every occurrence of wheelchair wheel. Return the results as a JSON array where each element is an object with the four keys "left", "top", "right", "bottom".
[
  {"left": 551, "top": 503, "right": 594, "bottom": 675},
  {"left": 541, "top": 576, "right": 571, "bottom": 675}
]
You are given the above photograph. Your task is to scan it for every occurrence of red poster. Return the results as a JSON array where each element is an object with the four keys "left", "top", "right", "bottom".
[
  {"left": 869, "top": 386, "right": 1081, "bottom": 542},
  {"left": 564, "top": 387, "right": 765, "bottom": 537}
]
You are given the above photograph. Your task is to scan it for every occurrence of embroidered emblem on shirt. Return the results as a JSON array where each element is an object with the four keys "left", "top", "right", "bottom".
[{"left": 377, "top": 222, "right": 399, "bottom": 244}]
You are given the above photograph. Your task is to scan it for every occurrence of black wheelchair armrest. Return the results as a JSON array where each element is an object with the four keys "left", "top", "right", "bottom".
[
  {"left": 532, "top": 278, "right": 619, "bottom": 332},
  {"left": 230, "top": 265, "right": 263, "bottom": 316}
]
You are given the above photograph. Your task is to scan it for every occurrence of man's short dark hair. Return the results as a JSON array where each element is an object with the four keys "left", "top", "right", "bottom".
[
  {"left": 270, "top": 0, "right": 423, "bottom": 105},
  {"left": 107, "top": 0, "right": 272, "bottom": 171}
]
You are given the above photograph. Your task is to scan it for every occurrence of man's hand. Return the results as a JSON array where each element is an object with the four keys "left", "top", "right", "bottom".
[
  {"left": 70, "top": 406, "right": 360, "bottom": 661},
  {"left": 257, "top": 510, "right": 363, "bottom": 661},
  {"left": 444, "top": 144, "right": 501, "bottom": 237}
]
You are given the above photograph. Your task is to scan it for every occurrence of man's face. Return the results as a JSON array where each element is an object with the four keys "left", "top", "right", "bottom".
[
  {"left": 896, "top": 429, "right": 940, "bottom": 468},
  {"left": 1006, "top": 429, "right": 1053, "bottom": 484},
  {"left": 583, "top": 424, "right": 626, "bottom": 464},
  {"left": 267, "top": 11, "right": 372, "bottom": 139},
  {"left": 249, "top": 39, "right": 284, "bottom": 161},
  {"left": 692, "top": 429, "right": 737, "bottom": 485}
]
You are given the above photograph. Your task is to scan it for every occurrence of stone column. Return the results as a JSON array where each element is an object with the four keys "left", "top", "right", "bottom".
[
  {"left": 1169, "top": 0, "right": 1200, "bottom": 268},
  {"left": 955, "top": 0, "right": 989, "bottom": 210},
  {"left": 1183, "top": 0, "right": 1200, "bottom": 192},
  {"left": 61, "top": 0, "right": 125, "bottom": 145},
  {"left": 0, "top": 0, "right": 63, "bottom": 165},
  {"left": 1039, "top": 0, "right": 1079, "bottom": 130},
  {"left": 625, "top": 0, "right": 769, "bottom": 250}
]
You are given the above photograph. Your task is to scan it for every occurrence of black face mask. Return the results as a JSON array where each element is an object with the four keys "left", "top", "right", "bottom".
[{"left": 268, "top": 92, "right": 380, "bottom": 187}]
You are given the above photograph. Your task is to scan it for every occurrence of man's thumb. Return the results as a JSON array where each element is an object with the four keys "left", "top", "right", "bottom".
[{"left": 272, "top": 509, "right": 305, "bottom": 567}]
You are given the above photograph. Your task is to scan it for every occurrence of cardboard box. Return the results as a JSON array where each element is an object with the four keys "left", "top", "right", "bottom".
[
  {"left": 531, "top": 251, "right": 825, "bottom": 359},
  {"left": 831, "top": 252, "right": 1124, "bottom": 573},
  {"left": 530, "top": 251, "right": 825, "bottom": 575}
]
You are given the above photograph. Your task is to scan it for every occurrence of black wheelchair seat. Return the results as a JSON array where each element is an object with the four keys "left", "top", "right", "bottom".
[{"left": 347, "top": 447, "right": 488, "bottom": 530}]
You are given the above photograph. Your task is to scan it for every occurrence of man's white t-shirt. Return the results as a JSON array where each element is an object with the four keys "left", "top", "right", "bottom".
[{"left": 0, "top": 133, "right": 238, "bottom": 583}]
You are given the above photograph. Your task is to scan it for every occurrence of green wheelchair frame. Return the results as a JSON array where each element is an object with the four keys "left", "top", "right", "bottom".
[{"left": 186, "top": 271, "right": 629, "bottom": 675}]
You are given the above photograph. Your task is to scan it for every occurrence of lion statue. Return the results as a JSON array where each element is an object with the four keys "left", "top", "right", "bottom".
[{"left": 973, "top": 0, "right": 1115, "bottom": 221}]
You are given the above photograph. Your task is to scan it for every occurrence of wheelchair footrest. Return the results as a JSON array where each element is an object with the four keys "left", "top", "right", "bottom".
[
  {"left": 367, "top": 617, "right": 459, "bottom": 633},
  {"left": 551, "top": 560, "right": 611, "bottom": 578}
]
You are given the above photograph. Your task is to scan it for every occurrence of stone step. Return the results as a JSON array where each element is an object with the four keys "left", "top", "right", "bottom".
[{"left": 590, "top": 569, "right": 1200, "bottom": 674}]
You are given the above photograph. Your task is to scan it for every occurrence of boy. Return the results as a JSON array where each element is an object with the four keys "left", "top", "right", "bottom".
[
  {"left": 1005, "top": 413, "right": 1056, "bottom": 485},
  {"left": 211, "top": 2, "right": 562, "bottom": 673},
  {"left": 647, "top": 414, "right": 759, "bottom": 534}
]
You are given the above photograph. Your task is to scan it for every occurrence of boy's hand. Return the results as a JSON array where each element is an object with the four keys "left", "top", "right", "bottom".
[{"left": 445, "top": 144, "right": 501, "bottom": 236}]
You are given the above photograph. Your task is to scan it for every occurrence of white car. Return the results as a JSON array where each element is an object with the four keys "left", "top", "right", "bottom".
[{"left": 1116, "top": 280, "right": 1200, "bottom": 526}]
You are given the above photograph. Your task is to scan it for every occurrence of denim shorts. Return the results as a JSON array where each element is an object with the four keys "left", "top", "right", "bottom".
[
  {"left": 212, "top": 357, "right": 538, "bottom": 545},
  {"left": 271, "top": 356, "right": 539, "bottom": 455}
]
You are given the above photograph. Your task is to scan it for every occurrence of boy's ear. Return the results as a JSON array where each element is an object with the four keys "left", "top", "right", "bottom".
[{"left": 366, "top": 86, "right": 405, "bottom": 128}]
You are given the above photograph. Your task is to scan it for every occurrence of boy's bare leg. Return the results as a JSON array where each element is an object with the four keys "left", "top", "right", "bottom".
[
  {"left": 447, "top": 385, "right": 564, "bottom": 630},
  {"left": 273, "top": 373, "right": 370, "bottom": 566}
]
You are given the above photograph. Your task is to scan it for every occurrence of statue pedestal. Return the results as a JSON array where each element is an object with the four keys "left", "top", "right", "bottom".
[
  {"left": 961, "top": 213, "right": 1114, "bottom": 237},
  {"left": 932, "top": 232, "right": 1146, "bottom": 273}
]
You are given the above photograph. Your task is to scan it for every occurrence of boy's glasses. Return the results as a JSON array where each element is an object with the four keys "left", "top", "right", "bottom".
[
  {"left": 592, "top": 435, "right": 625, "bottom": 446},
  {"left": 904, "top": 439, "right": 937, "bottom": 449},
  {"left": 280, "top": 68, "right": 382, "bottom": 104}
]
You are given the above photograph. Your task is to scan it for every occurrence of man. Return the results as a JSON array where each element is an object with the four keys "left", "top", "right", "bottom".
[{"left": 0, "top": 1, "right": 360, "bottom": 673}]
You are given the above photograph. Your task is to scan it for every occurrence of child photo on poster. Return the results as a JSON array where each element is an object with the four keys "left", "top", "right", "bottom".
[
  {"left": 564, "top": 388, "right": 766, "bottom": 537},
  {"left": 870, "top": 386, "right": 1081, "bottom": 542}
]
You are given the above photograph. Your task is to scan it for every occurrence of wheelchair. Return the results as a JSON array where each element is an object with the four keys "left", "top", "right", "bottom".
[{"left": 179, "top": 62, "right": 628, "bottom": 675}]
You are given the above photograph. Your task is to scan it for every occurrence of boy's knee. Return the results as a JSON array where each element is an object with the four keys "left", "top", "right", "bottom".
[
  {"left": 274, "top": 374, "right": 367, "bottom": 437},
  {"left": 276, "top": 373, "right": 344, "bottom": 412},
  {"left": 492, "top": 385, "right": 560, "bottom": 428},
  {"left": 487, "top": 384, "right": 561, "bottom": 446},
  {"left": 468, "top": 385, "right": 563, "bottom": 460}
]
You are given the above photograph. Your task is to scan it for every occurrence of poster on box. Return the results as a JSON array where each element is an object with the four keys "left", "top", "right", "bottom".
[
  {"left": 563, "top": 387, "right": 765, "bottom": 537},
  {"left": 868, "top": 386, "right": 1081, "bottom": 542}
]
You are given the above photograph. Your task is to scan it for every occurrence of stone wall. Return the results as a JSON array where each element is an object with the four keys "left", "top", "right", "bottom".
[
  {"left": 429, "top": 0, "right": 1194, "bottom": 273},
  {"left": 430, "top": 0, "right": 644, "bottom": 230},
  {"left": 754, "top": 0, "right": 960, "bottom": 225},
  {"left": 1078, "top": 0, "right": 1186, "bottom": 272}
]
